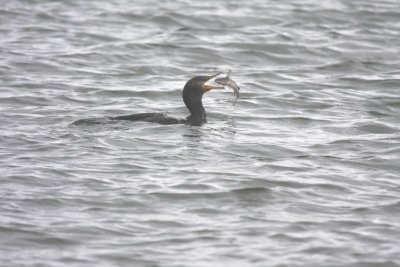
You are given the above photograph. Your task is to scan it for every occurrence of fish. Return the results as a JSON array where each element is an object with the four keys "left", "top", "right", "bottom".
[{"left": 215, "top": 70, "right": 240, "bottom": 101}]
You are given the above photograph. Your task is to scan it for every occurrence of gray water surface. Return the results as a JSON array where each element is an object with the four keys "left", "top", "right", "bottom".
[{"left": 1, "top": 0, "right": 400, "bottom": 266}]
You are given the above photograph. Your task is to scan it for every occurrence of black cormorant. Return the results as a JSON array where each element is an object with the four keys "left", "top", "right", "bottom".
[{"left": 111, "top": 73, "right": 224, "bottom": 126}]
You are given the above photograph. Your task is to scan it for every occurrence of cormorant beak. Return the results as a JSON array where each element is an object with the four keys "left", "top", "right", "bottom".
[{"left": 202, "top": 72, "right": 225, "bottom": 92}]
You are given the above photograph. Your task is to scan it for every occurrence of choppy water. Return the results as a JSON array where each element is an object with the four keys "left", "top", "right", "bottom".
[{"left": 1, "top": 0, "right": 400, "bottom": 266}]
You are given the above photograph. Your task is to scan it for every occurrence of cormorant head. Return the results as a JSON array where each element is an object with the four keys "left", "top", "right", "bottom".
[
  {"left": 182, "top": 73, "right": 223, "bottom": 111},
  {"left": 182, "top": 73, "right": 224, "bottom": 125}
]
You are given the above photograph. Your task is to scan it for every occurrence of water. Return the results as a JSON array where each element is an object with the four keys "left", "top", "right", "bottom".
[{"left": 1, "top": 0, "right": 400, "bottom": 266}]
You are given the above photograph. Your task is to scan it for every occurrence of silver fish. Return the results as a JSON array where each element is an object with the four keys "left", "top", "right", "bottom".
[{"left": 215, "top": 70, "right": 240, "bottom": 100}]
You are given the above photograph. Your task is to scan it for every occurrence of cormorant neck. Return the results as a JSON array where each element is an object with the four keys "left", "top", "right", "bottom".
[
  {"left": 187, "top": 99, "right": 205, "bottom": 116},
  {"left": 182, "top": 77, "right": 209, "bottom": 126},
  {"left": 185, "top": 100, "right": 207, "bottom": 125}
]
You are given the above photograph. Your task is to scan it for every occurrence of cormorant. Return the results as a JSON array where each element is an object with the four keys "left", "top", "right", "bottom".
[{"left": 111, "top": 73, "right": 224, "bottom": 126}]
